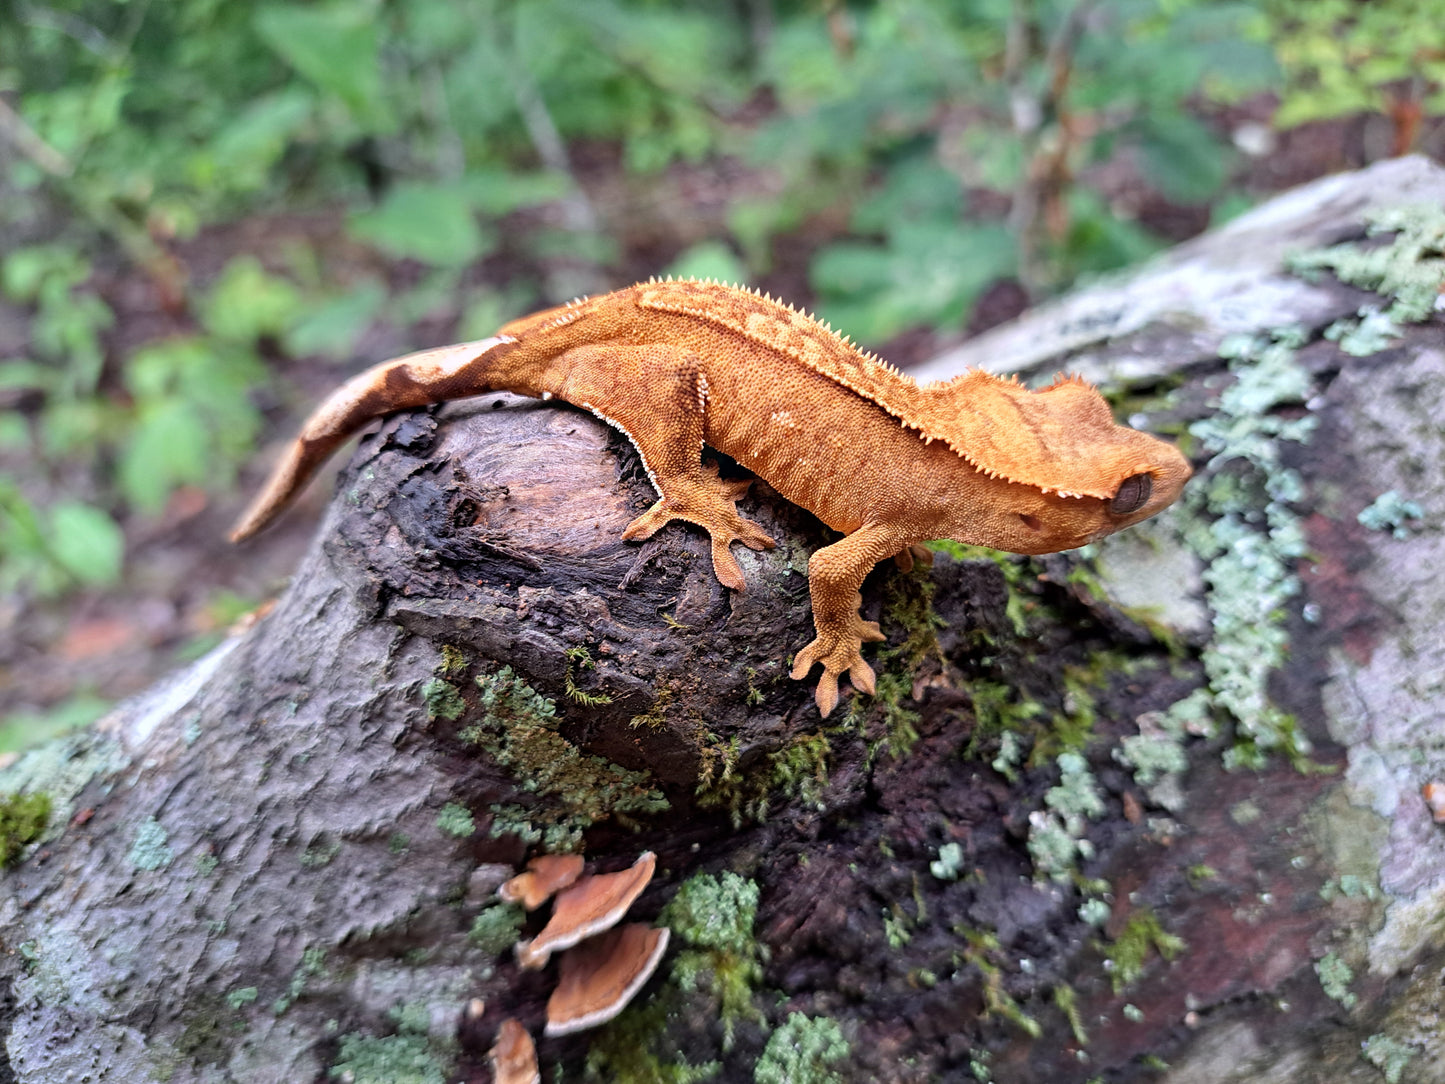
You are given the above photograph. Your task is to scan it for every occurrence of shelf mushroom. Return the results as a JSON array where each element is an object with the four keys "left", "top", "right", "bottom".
[
  {"left": 498, "top": 853, "right": 586, "bottom": 911},
  {"left": 516, "top": 851, "right": 656, "bottom": 970},
  {"left": 545, "top": 923, "right": 671, "bottom": 1037},
  {"left": 488, "top": 1018, "right": 540, "bottom": 1084}
]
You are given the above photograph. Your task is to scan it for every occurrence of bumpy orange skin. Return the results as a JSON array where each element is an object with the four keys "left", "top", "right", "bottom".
[{"left": 232, "top": 280, "right": 1191, "bottom": 714}]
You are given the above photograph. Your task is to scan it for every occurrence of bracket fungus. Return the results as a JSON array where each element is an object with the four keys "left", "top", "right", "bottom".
[
  {"left": 516, "top": 851, "right": 657, "bottom": 970},
  {"left": 498, "top": 853, "right": 586, "bottom": 910},
  {"left": 488, "top": 1018, "right": 540, "bottom": 1084},
  {"left": 545, "top": 922, "right": 671, "bottom": 1037}
]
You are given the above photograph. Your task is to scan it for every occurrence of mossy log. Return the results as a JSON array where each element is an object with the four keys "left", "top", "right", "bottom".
[{"left": 4, "top": 156, "right": 1445, "bottom": 1084}]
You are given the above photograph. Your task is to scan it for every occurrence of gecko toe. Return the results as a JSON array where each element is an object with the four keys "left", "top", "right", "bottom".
[{"left": 813, "top": 672, "right": 840, "bottom": 717}]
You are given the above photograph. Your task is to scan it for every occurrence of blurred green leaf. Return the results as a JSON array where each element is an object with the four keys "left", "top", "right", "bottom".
[
  {"left": 0, "top": 693, "right": 112, "bottom": 753},
  {"left": 254, "top": 2, "right": 389, "bottom": 127},
  {"left": 119, "top": 400, "right": 212, "bottom": 514},
  {"left": 663, "top": 242, "right": 749, "bottom": 287},
  {"left": 1135, "top": 113, "right": 1231, "bottom": 205},
  {"left": 283, "top": 281, "right": 387, "bottom": 360},
  {"left": 47, "top": 501, "right": 125, "bottom": 587},
  {"left": 202, "top": 257, "right": 305, "bottom": 343},
  {"left": 349, "top": 183, "right": 491, "bottom": 267}
]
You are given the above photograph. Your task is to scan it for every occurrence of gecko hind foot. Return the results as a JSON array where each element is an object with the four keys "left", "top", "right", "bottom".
[{"left": 622, "top": 472, "right": 776, "bottom": 592}]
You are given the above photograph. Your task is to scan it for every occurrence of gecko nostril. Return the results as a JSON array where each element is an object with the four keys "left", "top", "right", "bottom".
[{"left": 1019, "top": 513, "right": 1042, "bottom": 531}]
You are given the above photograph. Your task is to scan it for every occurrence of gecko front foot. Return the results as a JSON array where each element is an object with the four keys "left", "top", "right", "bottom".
[{"left": 790, "top": 596, "right": 886, "bottom": 715}]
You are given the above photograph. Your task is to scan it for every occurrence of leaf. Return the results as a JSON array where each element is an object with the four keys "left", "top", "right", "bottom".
[
  {"left": 663, "top": 242, "right": 749, "bottom": 287},
  {"left": 283, "top": 281, "right": 386, "bottom": 360},
  {"left": 349, "top": 183, "right": 491, "bottom": 267},
  {"left": 1135, "top": 113, "right": 1230, "bottom": 205},
  {"left": 253, "top": 2, "right": 389, "bottom": 128},
  {"left": 119, "top": 400, "right": 212, "bottom": 514},
  {"left": 48, "top": 501, "right": 124, "bottom": 586},
  {"left": 202, "top": 257, "right": 304, "bottom": 343}
]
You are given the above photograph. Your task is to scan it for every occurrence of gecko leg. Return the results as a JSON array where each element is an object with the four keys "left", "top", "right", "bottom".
[
  {"left": 554, "top": 344, "right": 776, "bottom": 591},
  {"left": 790, "top": 524, "right": 906, "bottom": 715}
]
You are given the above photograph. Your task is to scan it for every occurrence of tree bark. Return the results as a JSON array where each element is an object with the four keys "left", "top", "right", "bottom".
[{"left": 4, "top": 155, "right": 1445, "bottom": 1084}]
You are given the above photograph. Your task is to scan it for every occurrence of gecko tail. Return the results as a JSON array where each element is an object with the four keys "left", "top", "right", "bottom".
[{"left": 228, "top": 335, "right": 518, "bottom": 542}]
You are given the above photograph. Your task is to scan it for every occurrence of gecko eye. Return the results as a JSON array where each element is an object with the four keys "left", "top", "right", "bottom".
[{"left": 1110, "top": 473, "right": 1152, "bottom": 515}]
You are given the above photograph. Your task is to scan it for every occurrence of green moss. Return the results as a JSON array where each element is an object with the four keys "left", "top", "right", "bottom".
[
  {"left": 663, "top": 872, "right": 766, "bottom": 1050},
  {"left": 328, "top": 1033, "right": 447, "bottom": 1084},
  {"left": 1101, "top": 910, "right": 1185, "bottom": 993},
  {"left": 955, "top": 928, "right": 1041, "bottom": 1038},
  {"left": 564, "top": 646, "right": 614, "bottom": 706},
  {"left": 437, "top": 644, "right": 468, "bottom": 680},
  {"left": 584, "top": 996, "right": 720, "bottom": 1084},
  {"left": 697, "top": 731, "right": 831, "bottom": 828},
  {"left": 129, "top": 816, "right": 174, "bottom": 871},
  {"left": 1361, "top": 1033, "right": 1416, "bottom": 1083},
  {"left": 461, "top": 666, "right": 667, "bottom": 840},
  {"left": 467, "top": 902, "right": 524, "bottom": 955},
  {"left": 0, "top": 791, "right": 50, "bottom": 866},
  {"left": 1053, "top": 984, "right": 1087, "bottom": 1045},
  {"left": 301, "top": 835, "right": 341, "bottom": 868},
  {"left": 753, "top": 1013, "right": 848, "bottom": 1084},
  {"left": 1315, "top": 951, "right": 1357, "bottom": 1009}
]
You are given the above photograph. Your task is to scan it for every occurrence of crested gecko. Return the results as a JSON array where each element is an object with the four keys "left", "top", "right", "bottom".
[{"left": 232, "top": 279, "right": 1191, "bottom": 715}]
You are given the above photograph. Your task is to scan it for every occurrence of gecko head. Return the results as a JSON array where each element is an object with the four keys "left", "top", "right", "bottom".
[
  {"left": 932, "top": 370, "right": 1193, "bottom": 555},
  {"left": 947, "top": 423, "right": 1192, "bottom": 555}
]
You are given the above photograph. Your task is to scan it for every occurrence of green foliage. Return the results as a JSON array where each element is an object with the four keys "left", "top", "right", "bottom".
[
  {"left": 0, "top": 792, "right": 52, "bottom": 866},
  {"left": 1266, "top": 0, "right": 1445, "bottom": 128}
]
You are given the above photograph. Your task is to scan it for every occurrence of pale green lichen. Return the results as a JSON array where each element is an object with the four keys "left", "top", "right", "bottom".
[
  {"left": 1315, "top": 952, "right": 1357, "bottom": 1009},
  {"left": 129, "top": 816, "right": 174, "bottom": 870},
  {"left": 1028, "top": 752, "right": 1103, "bottom": 882},
  {"left": 1357, "top": 490, "right": 1424, "bottom": 539},
  {"left": 1180, "top": 327, "right": 1316, "bottom": 770},
  {"left": 1077, "top": 898, "right": 1111, "bottom": 927},
  {"left": 753, "top": 1012, "right": 848, "bottom": 1084},
  {"left": 467, "top": 903, "right": 524, "bottom": 955},
  {"left": 225, "top": 987, "right": 258, "bottom": 1010},
  {"left": 1324, "top": 306, "right": 1400, "bottom": 356},
  {"left": 930, "top": 842, "right": 965, "bottom": 882},
  {"left": 420, "top": 678, "right": 465, "bottom": 722},
  {"left": 663, "top": 872, "right": 765, "bottom": 1050},
  {"left": 1361, "top": 1033, "right": 1416, "bottom": 1083},
  {"left": 328, "top": 1033, "right": 446, "bottom": 1084},
  {"left": 1289, "top": 203, "right": 1445, "bottom": 324},
  {"left": 435, "top": 803, "right": 475, "bottom": 839},
  {"left": 274, "top": 946, "right": 327, "bottom": 1015}
]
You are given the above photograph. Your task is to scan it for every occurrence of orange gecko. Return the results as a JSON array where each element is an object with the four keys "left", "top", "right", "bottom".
[{"left": 232, "top": 279, "right": 1191, "bottom": 715}]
